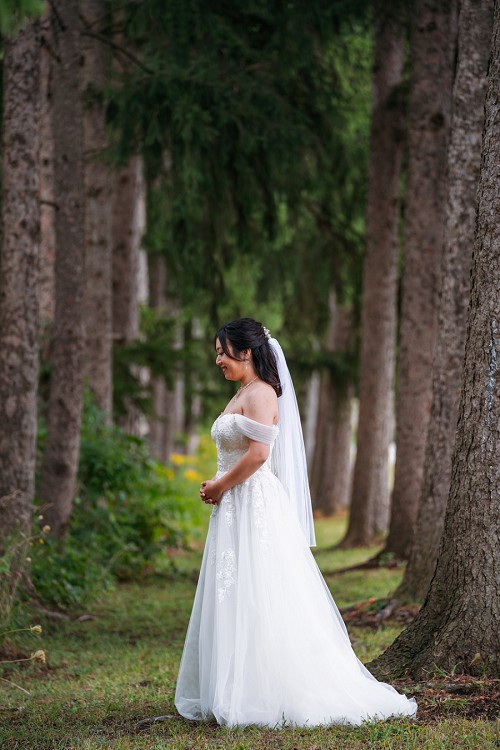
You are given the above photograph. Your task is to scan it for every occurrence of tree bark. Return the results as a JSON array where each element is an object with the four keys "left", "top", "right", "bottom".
[
  {"left": 0, "top": 19, "right": 41, "bottom": 550},
  {"left": 385, "top": 0, "right": 457, "bottom": 559},
  {"left": 370, "top": 1, "right": 500, "bottom": 677},
  {"left": 112, "top": 155, "right": 149, "bottom": 434},
  {"left": 312, "top": 304, "right": 354, "bottom": 515},
  {"left": 310, "top": 370, "right": 332, "bottom": 507},
  {"left": 39, "top": 14, "right": 55, "bottom": 329},
  {"left": 395, "top": 0, "right": 494, "bottom": 602},
  {"left": 340, "top": 13, "right": 404, "bottom": 546},
  {"left": 324, "top": 382, "right": 353, "bottom": 514},
  {"left": 39, "top": 0, "right": 85, "bottom": 540},
  {"left": 82, "top": 0, "right": 113, "bottom": 418},
  {"left": 148, "top": 254, "right": 183, "bottom": 462},
  {"left": 303, "top": 369, "right": 321, "bottom": 470},
  {"left": 112, "top": 157, "right": 142, "bottom": 346}
]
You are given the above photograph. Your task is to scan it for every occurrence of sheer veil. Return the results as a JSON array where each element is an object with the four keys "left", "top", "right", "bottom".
[{"left": 269, "top": 337, "right": 316, "bottom": 547}]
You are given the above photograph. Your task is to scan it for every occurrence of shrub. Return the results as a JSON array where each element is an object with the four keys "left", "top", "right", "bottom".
[{"left": 31, "top": 397, "right": 209, "bottom": 610}]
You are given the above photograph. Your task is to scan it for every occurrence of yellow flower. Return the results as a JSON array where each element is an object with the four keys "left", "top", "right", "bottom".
[
  {"left": 30, "top": 625, "right": 42, "bottom": 633},
  {"left": 184, "top": 469, "right": 203, "bottom": 483},
  {"left": 39, "top": 539, "right": 44, "bottom": 544},
  {"left": 32, "top": 650, "right": 46, "bottom": 664},
  {"left": 170, "top": 453, "right": 187, "bottom": 466}
]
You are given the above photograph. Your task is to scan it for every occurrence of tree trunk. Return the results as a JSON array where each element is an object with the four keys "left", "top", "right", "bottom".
[
  {"left": 303, "top": 369, "right": 321, "bottom": 470},
  {"left": 394, "top": 0, "right": 494, "bottom": 603},
  {"left": 112, "top": 155, "right": 149, "bottom": 434},
  {"left": 39, "top": 14, "right": 55, "bottom": 330},
  {"left": 0, "top": 19, "right": 41, "bottom": 551},
  {"left": 340, "top": 14, "right": 404, "bottom": 546},
  {"left": 112, "top": 157, "right": 142, "bottom": 346},
  {"left": 183, "top": 318, "right": 202, "bottom": 454},
  {"left": 39, "top": 0, "right": 85, "bottom": 541},
  {"left": 148, "top": 254, "right": 183, "bottom": 462},
  {"left": 82, "top": 0, "right": 113, "bottom": 418},
  {"left": 323, "top": 383, "right": 354, "bottom": 514},
  {"left": 310, "top": 370, "right": 332, "bottom": 508},
  {"left": 312, "top": 304, "right": 354, "bottom": 515},
  {"left": 385, "top": 0, "right": 457, "bottom": 559},
  {"left": 370, "top": 2, "right": 500, "bottom": 678}
]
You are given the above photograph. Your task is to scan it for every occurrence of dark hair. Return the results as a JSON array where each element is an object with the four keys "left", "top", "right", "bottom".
[{"left": 215, "top": 317, "right": 282, "bottom": 397}]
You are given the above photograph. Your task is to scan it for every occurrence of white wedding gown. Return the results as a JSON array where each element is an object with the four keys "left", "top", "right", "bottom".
[{"left": 175, "top": 412, "right": 417, "bottom": 727}]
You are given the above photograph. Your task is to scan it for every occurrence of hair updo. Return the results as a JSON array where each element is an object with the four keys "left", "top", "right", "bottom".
[{"left": 215, "top": 317, "right": 282, "bottom": 397}]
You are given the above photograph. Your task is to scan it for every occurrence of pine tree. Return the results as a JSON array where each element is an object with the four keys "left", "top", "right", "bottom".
[
  {"left": 0, "top": 18, "right": 41, "bottom": 550},
  {"left": 370, "top": 0, "right": 500, "bottom": 677},
  {"left": 394, "top": 0, "right": 494, "bottom": 602},
  {"left": 39, "top": 0, "right": 85, "bottom": 539}
]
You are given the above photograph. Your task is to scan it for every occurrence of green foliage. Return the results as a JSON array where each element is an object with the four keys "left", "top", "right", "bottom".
[
  {"left": 103, "top": 2, "right": 374, "bottom": 409},
  {"left": 112, "top": 305, "right": 181, "bottom": 421},
  {"left": 106, "top": 0, "right": 372, "bottom": 336},
  {"left": 31, "top": 396, "right": 208, "bottom": 610},
  {"left": 0, "top": 0, "right": 44, "bottom": 35}
]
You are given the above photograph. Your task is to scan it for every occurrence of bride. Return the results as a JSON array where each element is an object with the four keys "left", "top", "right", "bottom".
[{"left": 175, "top": 317, "right": 417, "bottom": 727}]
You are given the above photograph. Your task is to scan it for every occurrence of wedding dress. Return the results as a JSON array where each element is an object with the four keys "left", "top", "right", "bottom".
[{"left": 175, "top": 411, "right": 417, "bottom": 727}]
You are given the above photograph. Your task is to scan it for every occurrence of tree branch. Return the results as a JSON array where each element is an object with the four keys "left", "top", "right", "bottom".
[{"left": 80, "top": 29, "right": 154, "bottom": 74}]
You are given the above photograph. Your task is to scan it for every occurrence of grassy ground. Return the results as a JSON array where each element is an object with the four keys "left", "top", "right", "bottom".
[{"left": 0, "top": 515, "right": 498, "bottom": 749}]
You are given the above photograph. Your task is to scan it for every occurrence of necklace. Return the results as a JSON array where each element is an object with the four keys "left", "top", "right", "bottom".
[{"left": 235, "top": 377, "right": 258, "bottom": 398}]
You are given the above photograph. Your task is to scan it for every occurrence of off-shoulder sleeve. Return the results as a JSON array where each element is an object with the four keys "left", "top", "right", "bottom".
[{"left": 234, "top": 413, "right": 279, "bottom": 446}]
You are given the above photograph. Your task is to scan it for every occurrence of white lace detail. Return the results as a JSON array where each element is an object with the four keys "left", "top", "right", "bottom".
[
  {"left": 246, "top": 478, "right": 269, "bottom": 546},
  {"left": 222, "top": 492, "right": 236, "bottom": 526},
  {"left": 216, "top": 549, "right": 236, "bottom": 602}
]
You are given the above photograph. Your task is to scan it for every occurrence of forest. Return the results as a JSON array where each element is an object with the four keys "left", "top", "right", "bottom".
[{"left": 0, "top": 0, "right": 498, "bottom": 748}]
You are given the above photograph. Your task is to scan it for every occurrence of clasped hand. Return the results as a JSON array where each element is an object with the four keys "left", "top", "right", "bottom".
[{"left": 200, "top": 479, "right": 223, "bottom": 505}]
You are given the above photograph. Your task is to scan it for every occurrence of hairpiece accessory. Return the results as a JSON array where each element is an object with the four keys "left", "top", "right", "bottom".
[{"left": 263, "top": 326, "right": 271, "bottom": 340}]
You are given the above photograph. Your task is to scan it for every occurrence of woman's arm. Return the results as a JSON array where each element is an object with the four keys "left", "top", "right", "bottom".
[
  {"left": 201, "top": 440, "right": 270, "bottom": 504},
  {"left": 200, "top": 385, "right": 277, "bottom": 505}
]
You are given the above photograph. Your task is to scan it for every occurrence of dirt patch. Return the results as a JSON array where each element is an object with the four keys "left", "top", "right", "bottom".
[
  {"left": 391, "top": 674, "right": 500, "bottom": 722},
  {"left": 340, "top": 597, "right": 420, "bottom": 628}
]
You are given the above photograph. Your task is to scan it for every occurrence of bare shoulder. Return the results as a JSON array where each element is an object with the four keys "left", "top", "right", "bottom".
[{"left": 242, "top": 381, "right": 278, "bottom": 425}]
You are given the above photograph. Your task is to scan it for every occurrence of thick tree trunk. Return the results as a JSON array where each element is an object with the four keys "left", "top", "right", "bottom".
[
  {"left": 395, "top": 0, "right": 494, "bottom": 603},
  {"left": 39, "top": 15, "right": 55, "bottom": 329},
  {"left": 82, "top": 0, "right": 113, "bottom": 418},
  {"left": 340, "top": 14, "right": 404, "bottom": 546},
  {"left": 385, "top": 0, "right": 457, "bottom": 559},
  {"left": 370, "top": 3, "right": 500, "bottom": 678},
  {"left": 0, "top": 20, "right": 41, "bottom": 551},
  {"left": 148, "top": 254, "right": 183, "bottom": 462},
  {"left": 39, "top": 0, "right": 85, "bottom": 540}
]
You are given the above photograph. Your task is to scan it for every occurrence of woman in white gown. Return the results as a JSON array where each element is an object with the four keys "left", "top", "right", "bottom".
[{"left": 175, "top": 318, "right": 417, "bottom": 727}]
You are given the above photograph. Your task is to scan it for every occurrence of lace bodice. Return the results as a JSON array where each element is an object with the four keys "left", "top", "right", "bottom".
[{"left": 211, "top": 413, "right": 279, "bottom": 472}]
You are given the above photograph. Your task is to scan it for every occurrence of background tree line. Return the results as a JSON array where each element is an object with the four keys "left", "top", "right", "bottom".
[{"left": 0, "top": 0, "right": 498, "bottom": 680}]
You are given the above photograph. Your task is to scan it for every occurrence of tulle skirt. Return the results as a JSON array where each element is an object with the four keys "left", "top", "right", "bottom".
[{"left": 174, "top": 466, "right": 417, "bottom": 727}]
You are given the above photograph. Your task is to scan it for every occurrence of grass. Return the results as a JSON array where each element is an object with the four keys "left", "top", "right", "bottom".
[{"left": 0, "top": 515, "right": 498, "bottom": 750}]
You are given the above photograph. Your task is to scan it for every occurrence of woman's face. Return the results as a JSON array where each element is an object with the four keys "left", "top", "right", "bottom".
[{"left": 215, "top": 338, "right": 247, "bottom": 382}]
